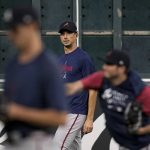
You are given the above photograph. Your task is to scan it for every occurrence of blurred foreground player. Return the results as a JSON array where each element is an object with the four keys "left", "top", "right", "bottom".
[
  {"left": 53, "top": 22, "right": 97, "bottom": 150},
  {"left": 67, "top": 50, "right": 150, "bottom": 150},
  {"left": 2, "top": 7, "right": 67, "bottom": 150}
]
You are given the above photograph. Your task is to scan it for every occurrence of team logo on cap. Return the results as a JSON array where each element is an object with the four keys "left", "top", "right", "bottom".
[
  {"left": 23, "top": 15, "right": 33, "bottom": 24},
  {"left": 119, "top": 60, "right": 124, "bottom": 65},
  {"left": 63, "top": 22, "right": 69, "bottom": 27},
  {"left": 3, "top": 9, "right": 13, "bottom": 22}
]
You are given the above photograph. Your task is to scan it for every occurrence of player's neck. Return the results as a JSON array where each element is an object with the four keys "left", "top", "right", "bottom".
[
  {"left": 18, "top": 33, "right": 43, "bottom": 64},
  {"left": 111, "top": 74, "right": 127, "bottom": 86},
  {"left": 64, "top": 43, "right": 77, "bottom": 54}
]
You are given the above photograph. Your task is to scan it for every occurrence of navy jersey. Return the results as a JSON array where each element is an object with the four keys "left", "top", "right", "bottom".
[
  {"left": 59, "top": 48, "right": 95, "bottom": 115},
  {"left": 82, "top": 71, "right": 150, "bottom": 150},
  {"left": 4, "top": 50, "right": 67, "bottom": 136}
]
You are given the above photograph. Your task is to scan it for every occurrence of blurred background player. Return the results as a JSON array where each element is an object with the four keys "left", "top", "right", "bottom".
[
  {"left": 1, "top": 7, "right": 67, "bottom": 150},
  {"left": 67, "top": 50, "right": 150, "bottom": 150},
  {"left": 53, "top": 21, "right": 97, "bottom": 150}
]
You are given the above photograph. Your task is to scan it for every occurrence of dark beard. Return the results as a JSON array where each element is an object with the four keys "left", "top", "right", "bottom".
[
  {"left": 64, "top": 44, "right": 72, "bottom": 49},
  {"left": 108, "top": 74, "right": 119, "bottom": 81}
]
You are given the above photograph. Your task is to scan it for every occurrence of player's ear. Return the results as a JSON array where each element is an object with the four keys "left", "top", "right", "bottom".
[
  {"left": 76, "top": 32, "right": 78, "bottom": 37},
  {"left": 120, "top": 66, "right": 126, "bottom": 74},
  {"left": 31, "top": 22, "right": 39, "bottom": 31}
]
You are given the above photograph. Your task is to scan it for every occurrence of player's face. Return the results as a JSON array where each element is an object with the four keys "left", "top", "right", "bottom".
[
  {"left": 8, "top": 24, "right": 35, "bottom": 50},
  {"left": 60, "top": 31, "right": 77, "bottom": 47},
  {"left": 102, "top": 64, "right": 125, "bottom": 79}
]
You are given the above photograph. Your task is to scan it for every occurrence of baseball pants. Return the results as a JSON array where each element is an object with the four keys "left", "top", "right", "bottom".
[
  {"left": 119, "top": 144, "right": 150, "bottom": 150},
  {"left": 53, "top": 113, "right": 86, "bottom": 150}
]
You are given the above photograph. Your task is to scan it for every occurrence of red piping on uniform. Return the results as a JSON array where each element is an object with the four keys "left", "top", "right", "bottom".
[{"left": 61, "top": 114, "right": 79, "bottom": 150}]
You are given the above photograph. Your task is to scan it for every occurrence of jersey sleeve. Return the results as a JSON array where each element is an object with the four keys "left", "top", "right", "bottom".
[
  {"left": 42, "top": 55, "right": 67, "bottom": 111},
  {"left": 81, "top": 56, "right": 96, "bottom": 77},
  {"left": 137, "top": 86, "right": 150, "bottom": 115},
  {"left": 81, "top": 71, "right": 104, "bottom": 90}
]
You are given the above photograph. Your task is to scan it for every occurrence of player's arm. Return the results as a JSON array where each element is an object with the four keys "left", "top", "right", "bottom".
[
  {"left": 83, "top": 90, "right": 97, "bottom": 133},
  {"left": 66, "top": 71, "right": 103, "bottom": 133},
  {"left": 7, "top": 103, "right": 67, "bottom": 126},
  {"left": 136, "top": 86, "right": 150, "bottom": 135},
  {"left": 80, "top": 58, "right": 98, "bottom": 134},
  {"left": 66, "top": 71, "right": 104, "bottom": 95},
  {"left": 66, "top": 80, "right": 84, "bottom": 95},
  {"left": 137, "top": 125, "right": 150, "bottom": 135}
]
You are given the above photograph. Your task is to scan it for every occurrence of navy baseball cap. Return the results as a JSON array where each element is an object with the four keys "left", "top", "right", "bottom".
[
  {"left": 3, "top": 7, "right": 39, "bottom": 29},
  {"left": 100, "top": 50, "right": 130, "bottom": 69},
  {"left": 59, "top": 21, "right": 77, "bottom": 33}
]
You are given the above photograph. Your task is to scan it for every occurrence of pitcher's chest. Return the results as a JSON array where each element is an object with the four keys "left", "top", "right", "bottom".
[
  {"left": 60, "top": 58, "right": 82, "bottom": 81},
  {"left": 99, "top": 86, "right": 135, "bottom": 113}
]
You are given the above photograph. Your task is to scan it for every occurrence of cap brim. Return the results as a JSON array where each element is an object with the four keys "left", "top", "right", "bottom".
[
  {"left": 97, "top": 57, "right": 115, "bottom": 65},
  {"left": 97, "top": 57, "right": 106, "bottom": 62},
  {"left": 58, "top": 28, "right": 76, "bottom": 33}
]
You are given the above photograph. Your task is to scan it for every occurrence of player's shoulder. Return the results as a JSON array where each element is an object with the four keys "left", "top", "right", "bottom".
[
  {"left": 128, "top": 71, "right": 144, "bottom": 85},
  {"left": 59, "top": 53, "right": 65, "bottom": 62},
  {"left": 5, "top": 54, "right": 18, "bottom": 72},
  {"left": 77, "top": 47, "right": 93, "bottom": 61},
  {"left": 77, "top": 47, "right": 90, "bottom": 57},
  {"left": 139, "top": 86, "right": 150, "bottom": 97},
  {"left": 40, "top": 50, "right": 58, "bottom": 64},
  {"left": 83, "top": 71, "right": 104, "bottom": 81},
  {"left": 39, "top": 49, "right": 59, "bottom": 72},
  {"left": 128, "top": 71, "right": 145, "bottom": 95}
]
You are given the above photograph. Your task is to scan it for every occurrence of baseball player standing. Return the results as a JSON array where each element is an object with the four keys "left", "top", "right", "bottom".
[
  {"left": 2, "top": 7, "right": 67, "bottom": 150},
  {"left": 53, "top": 21, "right": 97, "bottom": 150},
  {"left": 67, "top": 50, "right": 150, "bottom": 150}
]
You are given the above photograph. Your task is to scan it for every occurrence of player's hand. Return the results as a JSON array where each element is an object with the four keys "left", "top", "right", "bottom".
[
  {"left": 136, "top": 125, "right": 150, "bottom": 135},
  {"left": 7, "top": 102, "right": 19, "bottom": 119},
  {"left": 136, "top": 127, "right": 146, "bottom": 135},
  {"left": 66, "top": 81, "right": 83, "bottom": 95},
  {"left": 83, "top": 119, "right": 93, "bottom": 134}
]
